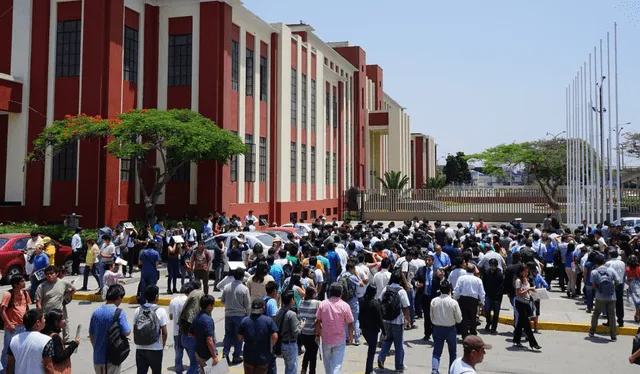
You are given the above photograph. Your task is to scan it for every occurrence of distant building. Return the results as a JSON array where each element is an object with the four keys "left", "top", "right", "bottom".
[{"left": 410, "top": 134, "right": 437, "bottom": 188}]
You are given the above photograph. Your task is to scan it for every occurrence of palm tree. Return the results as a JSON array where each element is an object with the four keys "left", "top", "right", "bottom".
[
  {"left": 422, "top": 176, "right": 447, "bottom": 189},
  {"left": 376, "top": 170, "right": 410, "bottom": 190}
]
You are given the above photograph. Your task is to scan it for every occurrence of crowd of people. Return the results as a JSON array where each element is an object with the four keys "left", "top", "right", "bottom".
[{"left": 4, "top": 212, "right": 640, "bottom": 373}]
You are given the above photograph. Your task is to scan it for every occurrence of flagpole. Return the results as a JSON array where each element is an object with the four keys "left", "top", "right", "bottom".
[
  {"left": 614, "top": 22, "right": 621, "bottom": 220},
  {"left": 584, "top": 63, "right": 593, "bottom": 225},
  {"left": 600, "top": 39, "right": 606, "bottom": 222},
  {"left": 566, "top": 85, "right": 572, "bottom": 225},
  {"left": 589, "top": 54, "right": 597, "bottom": 226},
  {"left": 576, "top": 74, "right": 582, "bottom": 224},
  {"left": 607, "top": 32, "right": 613, "bottom": 222}
]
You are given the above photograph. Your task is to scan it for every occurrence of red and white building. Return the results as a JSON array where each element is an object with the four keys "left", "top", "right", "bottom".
[
  {"left": 411, "top": 133, "right": 438, "bottom": 188},
  {"left": 0, "top": 0, "right": 436, "bottom": 227}
]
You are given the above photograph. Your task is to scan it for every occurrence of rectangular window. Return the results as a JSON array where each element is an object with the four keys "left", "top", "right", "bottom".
[
  {"left": 311, "top": 146, "right": 316, "bottom": 184},
  {"left": 291, "top": 68, "right": 297, "bottom": 127},
  {"left": 232, "top": 41, "right": 239, "bottom": 91},
  {"left": 301, "top": 74, "right": 307, "bottom": 130},
  {"left": 258, "top": 214, "right": 268, "bottom": 225},
  {"left": 55, "top": 20, "right": 81, "bottom": 77},
  {"left": 123, "top": 26, "right": 139, "bottom": 84},
  {"left": 168, "top": 34, "right": 192, "bottom": 87},
  {"left": 332, "top": 93, "right": 338, "bottom": 128},
  {"left": 230, "top": 130, "right": 238, "bottom": 182},
  {"left": 246, "top": 49, "right": 254, "bottom": 96},
  {"left": 311, "top": 80, "right": 317, "bottom": 132},
  {"left": 120, "top": 158, "right": 134, "bottom": 181},
  {"left": 259, "top": 137, "right": 267, "bottom": 182},
  {"left": 289, "top": 212, "right": 298, "bottom": 222},
  {"left": 326, "top": 152, "right": 330, "bottom": 184},
  {"left": 301, "top": 211, "right": 308, "bottom": 221},
  {"left": 244, "top": 134, "right": 255, "bottom": 182},
  {"left": 260, "top": 56, "right": 268, "bottom": 102},
  {"left": 326, "top": 208, "right": 331, "bottom": 216},
  {"left": 291, "top": 142, "right": 297, "bottom": 182},
  {"left": 326, "top": 90, "right": 330, "bottom": 126},
  {"left": 333, "top": 153, "right": 337, "bottom": 184},
  {"left": 310, "top": 210, "right": 317, "bottom": 219},
  {"left": 173, "top": 163, "right": 190, "bottom": 181},
  {"left": 333, "top": 207, "right": 338, "bottom": 215},
  {"left": 52, "top": 141, "right": 78, "bottom": 181},
  {"left": 301, "top": 144, "right": 307, "bottom": 184}
]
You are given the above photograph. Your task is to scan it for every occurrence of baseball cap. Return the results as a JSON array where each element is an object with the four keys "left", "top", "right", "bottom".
[
  {"left": 251, "top": 297, "right": 265, "bottom": 314},
  {"left": 463, "top": 335, "right": 492, "bottom": 350}
]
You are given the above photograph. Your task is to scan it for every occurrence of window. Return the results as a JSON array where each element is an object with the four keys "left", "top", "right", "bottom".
[
  {"left": 246, "top": 49, "right": 254, "bottom": 96},
  {"left": 168, "top": 34, "right": 192, "bottom": 87},
  {"left": 301, "top": 74, "right": 307, "bottom": 130},
  {"left": 333, "top": 153, "right": 337, "bottom": 184},
  {"left": 290, "top": 142, "right": 297, "bottom": 182},
  {"left": 123, "top": 26, "right": 139, "bottom": 83},
  {"left": 245, "top": 134, "right": 255, "bottom": 182},
  {"left": 173, "top": 163, "right": 190, "bottom": 181},
  {"left": 232, "top": 41, "right": 239, "bottom": 91},
  {"left": 310, "top": 210, "right": 317, "bottom": 219},
  {"left": 259, "top": 137, "right": 267, "bottom": 182},
  {"left": 289, "top": 212, "right": 298, "bottom": 221},
  {"left": 52, "top": 141, "right": 77, "bottom": 181},
  {"left": 258, "top": 214, "right": 268, "bottom": 225},
  {"left": 311, "top": 80, "right": 317, "bottom": 132},
  {"left": 230, "top": 130, "right": 238, "bottom": 181},
  {"left": 301, "top": 211, "right": 307, "bottom": 221},
  {"left": 326, "top": 90, "right": 330, "bottom": 126},
  {"left": 333, "top": 207, "right": 338, "bottom": 215},
  {"left": 332, "top": 93, "right": 338, "bottom": 128},
  {"left": 291, "top": 68, "right": 297, "bottom": 127},
  {"left": 326, "top": 152, "right": 330, "bottom": 184},
  {"left": 260, "top": 56, "right": 268, "bottom": 102},
  {"left": 311, "top": 147, "right": 316, "bottom": 184},
  {"left": 326, "top": 208, "right": 331, "bottom": 216},
  {"left": 301, "top": 144, "right": 307, "bottom": 184},
  {"left": 55, "top": 20, "right": 81, "bottom": 77},
  {"left": 120, "top": 158, "right": 134, "bottom": 181}
]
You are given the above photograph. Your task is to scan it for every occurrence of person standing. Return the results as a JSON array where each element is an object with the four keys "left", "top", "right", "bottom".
[
  {"left": 359, "top": 285, "right": 384, "bottom": 374},
  {"left": 137, "top": 243, "right": 161, "bottom": 304},
  {"left": 191, "top": 241, "right": 213, "bottom": 295},
  {"left": 299, "top": 287, "right": 320, "bottom": 374},
  {"left": 29, "top": 244, "right": 49, "bottom": 304},
  {"left": 430, "top": 281, "right": 462, "bottom": 374},
  {"left": 5, "top": 309, "right": 53, "bottom": 374},
  {"left": 373, "top": 258, "right": 392, "bottom": 299},
  {"left": 482, "top": 258, "right": 504, "bottom": 333},
  {"left": 35, "top": 265, "right": 75, "bottom": 341},
  {"left": 169, "top": 283, "right": 192, "bottom": 374},
  {"left": 97, "top": 235, "right": 116, "bottom": 295},
  {"left": 221, "top": 267, "right": 251, "bottom": 365},
  {"left": 275, "top": 291, "right": 302, "bottom": 374},
  {"left": 120, "top": 227, "right": 137, "bottom": 278},
  {"left": 189, "top": 295, "right": 220, "bottom": 371},
  {"left": 133, "top": 285, "right": 168, "bottom": 374},
  {"left": 449, "top": 335, "right": 492, "bottom": 374},
  {"left": 238, "top": 297, "right": 279, "bottom": 374},
  {"left": 415, "top": 255, "right": 441, "bottom": 341},
  {"left": 81, "top": 238, "right": 100, "bottom": 292},
  {"left": 512, "top": 264, "right": 541, "bottom": 349},
  {"left": 179, "top": 281, "right": 205, "bottom": 374},
  {"left": 315, "top": 283, "right": 354, "bottom": 374},
  {"left": 70, "top": 227, "right": 83, "bottom": 275},
  {"left": 377, "top": 271, "right": 410, "bottom": 372},
  {"left": 0, "top": 276, "right": 31, "bottom": 372},
  {"left": 589, "top": 255, "right": 620, "bottom": 341},
  {"left": 41, "top": 308, "right": 80, "bottom": 373},
  {"left": 167, "top": 239, "right": 182, "bottom": 294},
  {"left": 605, "top": 250, "right": 626, "bottom": 328},
  {"left": 338, "top": 261, "right": 364, "bottom": 345}
]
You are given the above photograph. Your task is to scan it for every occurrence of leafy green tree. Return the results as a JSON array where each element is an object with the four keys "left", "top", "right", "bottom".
[
  {"left": 443, "top": 152, "right": 472, "bottom": 185},
  {"left": 423, "top": 176, "right": 447, "bottom": 189},
  {"left": 26, "top": 109, "right": 248, "bottom": 224},
  {"left": 468, "top": 138, "right": 566, "bottom": 222},
  {"left": 376, "top": 170, "right": 410, "bottom": 190}
]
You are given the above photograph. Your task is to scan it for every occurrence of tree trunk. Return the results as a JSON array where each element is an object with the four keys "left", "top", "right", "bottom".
[
  {"left": 537, "top": 178, "right": 564, "bottom": 226},
  {"left": 144, "top": 197, "right": 155, "bottom": 226}
]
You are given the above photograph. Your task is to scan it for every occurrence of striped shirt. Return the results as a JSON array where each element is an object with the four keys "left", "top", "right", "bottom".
[{"left": 298, "top": 299, "right": 320, "bottom": 335}]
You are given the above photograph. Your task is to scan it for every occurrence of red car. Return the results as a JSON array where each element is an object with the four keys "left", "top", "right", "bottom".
[{"left": 0, "top": 233, "right": 74, "bottom": 282}]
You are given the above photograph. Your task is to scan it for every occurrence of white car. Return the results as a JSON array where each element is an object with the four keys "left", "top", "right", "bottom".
[
  {"left": 281, "top": 223, "right": 314, "bottom": 233},
  {"left": 205, "top": 232, "right": 273, "bottom": 259}
]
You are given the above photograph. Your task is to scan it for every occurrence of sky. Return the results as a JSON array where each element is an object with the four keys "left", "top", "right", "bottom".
[{"left": 243, "top": 0, "right": 640, "bottom": 166}]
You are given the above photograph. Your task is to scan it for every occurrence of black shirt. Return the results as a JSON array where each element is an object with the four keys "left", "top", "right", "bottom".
[{"left": 358, "top": 298, "right": 385, "bottom": 332}]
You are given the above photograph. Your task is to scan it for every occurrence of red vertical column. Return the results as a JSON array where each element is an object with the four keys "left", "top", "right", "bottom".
[
  {"left": 0, "top": 115, "right": 7, "bottom": 200},
  {"left": 415, "top": 136, "right": 424, "bottom": 188}
]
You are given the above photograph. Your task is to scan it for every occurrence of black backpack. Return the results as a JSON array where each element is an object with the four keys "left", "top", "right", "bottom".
[
  {"left": 106, "top": 308, "right": 130, "bottom": 365},
  {"left": 380, "top": 287, "right": 402, "bottom": 321},
  {"left": 339, "top": 275, "right": 354, "bottom": 302}
]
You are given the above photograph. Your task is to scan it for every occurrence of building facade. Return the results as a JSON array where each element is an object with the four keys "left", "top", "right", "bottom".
[
  {"left": 0, "top": 0, "right": 434, "bottom": 227},
  {"left": 411, "top": 133, "right": 437, "bottom": 188}
]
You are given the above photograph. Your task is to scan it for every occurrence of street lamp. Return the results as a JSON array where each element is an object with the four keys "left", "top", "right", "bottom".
[{"left": 546, "top": 130, "right": 566, "bottom": 140}]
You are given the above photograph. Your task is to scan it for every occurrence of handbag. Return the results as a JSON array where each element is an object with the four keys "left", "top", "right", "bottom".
[{"left": 273, "top": 309, "right": 289, "bottom": 356}]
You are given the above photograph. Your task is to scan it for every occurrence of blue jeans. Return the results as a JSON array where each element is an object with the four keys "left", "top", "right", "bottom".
[
  {"left": 181, "top": 334, "right": 200, "bottom": 374},
  {"left": 281, "top": 342, "right": 298, "bottom": 374},
  {"left": 484, "top": 294, "right": 502, "bottom": 331},
  {"left": 432, "top": 325, "right": 457, "bottom": 374},
  {"left": 174, "top": 335, "right": 185, "bottom": 374},
  {"left": 167, "top": 259, "right": 180, "bottom": 291},
  {"left": 378, "top": 322, "right": 404, "bottom": 370},
  {"left": 321, "top": 342, "right": 346, "bottom": 374},
  {"left": 223, "top": 315, "right": 244, "bottom": 360},
  {"left": 346, "top": 298, "right": 360, "bottom": 343},
  {"left": 138, "top": 273, "right": 158, "bottom": 304},
  {"left": 1, "top": 325, "right": 25, "bottom": 373}
]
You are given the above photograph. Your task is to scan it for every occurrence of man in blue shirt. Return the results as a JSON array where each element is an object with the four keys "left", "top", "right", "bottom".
[
  {"left": 89, "top": 284, "right": 131, "bottom": 372},
  {"left": 263, "top": 281, "right": 279, "bottom": 318},
  {"left": 29, "top": 244, "right": 49, "bottom": 302},
  {"left": 138, "top": 244, "right": 161, "bottom": 304},
  {"left": 325, "top": 242, "right": 341, "bottom": 285},
  {"left": 189, "top": 295, "right": 219, "bottom": 369},
  {"left": 238, "top": 297, "right": 278, "bottom": 374},
  {"left": 432, "top": 245, "right": 451, "bottom": 271},
  {"left": 267, "top": 256, "right": 284, "bottom": 291}
]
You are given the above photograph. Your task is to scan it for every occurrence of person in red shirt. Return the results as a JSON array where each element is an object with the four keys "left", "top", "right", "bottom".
[
  {"left": 0, "top": 275, "right": 32, "bottom": 370},
  {"left": 475, "top": 218, "right": 489, "bottom": 233}
]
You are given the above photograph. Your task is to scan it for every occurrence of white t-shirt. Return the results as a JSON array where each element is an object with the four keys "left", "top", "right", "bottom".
[
  {"left": 449, "top": 357, "right": 476, "bottom": 374},
  {"left": 100, "top": 243, "right": 116, "bottom": 258},
  {"left": 314, "top": 268, "right": 324, "bottom": 284},
  {"left": 355, "top": 263, "right": 370, "bottom": 298},
  {"left": 168, "top": 295, "right": 188, "bottom": 336},
  {"left": 134, "top": 304, "right": 168, "bottom": 350}
]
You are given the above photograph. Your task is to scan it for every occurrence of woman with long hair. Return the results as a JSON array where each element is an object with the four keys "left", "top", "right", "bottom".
[
  {"left": 298, "top": 287, "right": 321, "bottom": 374},
  {"left": 247, "top": 260, "right": 274, "bottom": 298},
  {"left": 512, "top": 264, "right": 541, "bottom": 350},
  {"left": 626, "top": 255, "right": 640, "bottom": 321},
  {"left": 42, "top": 309, "right": 80, "bottom": 374},
  {"left": 359, "top": 285, "right": 384, "bottom": 374},
  {"left": 284, "top": 274, "right": 305, "bottom": 308}
]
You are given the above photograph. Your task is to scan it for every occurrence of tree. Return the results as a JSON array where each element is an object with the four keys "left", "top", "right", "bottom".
[
  {"left": 376, "top": 170, "right": 410, "bottom": 190},
  {"left": 443, "top": 152, "right": 472, "bottom": 185},
  {"left": 26, "top": 109, "right": 248, "bottom": 224},
  {"left": 468, "top": 138, "right": 566, "bottom": 223},
  {"left": 423, "top": 176, "right": 447, "bottom": 189}
]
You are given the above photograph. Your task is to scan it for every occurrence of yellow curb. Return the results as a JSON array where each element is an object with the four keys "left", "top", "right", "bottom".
[
  {"left": 498, "top": 315, "right": 637, "bottom": 336},
  {"left": 73, "top": 293, "right": 225, "bottom": 307}
]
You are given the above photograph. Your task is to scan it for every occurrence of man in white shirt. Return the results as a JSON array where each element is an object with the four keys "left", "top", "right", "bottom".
[
  {"left": 453, "top": 266, "right": 485, "bottom": 338},
  {"left": 377, "top": 272, "right": 410, "bottom": 372},
  {"left": 355, "top": 253, "right": 371, "bottom": 299},
  {"left": 169, "top": 283, "right": 191, "bottom": 374},
  {"left": 97, "top": 235, "right": 116, "bottom": 293},
  {"left": 71, "top": 227, "right": 83, "bottom": 275},
  {"left": 6, "top": 309, "right": 54, "bottom": 374},
  {"left": 244, "top": 210, "right": 258, "bottom": 228},
  {"left": 605, "top": 250, "right": 626, "bottom": 327},
  {"left": 335, "top": 243, "right": 349, "bottom": 270},
  {"left": 134, "top": 285, "right": 168, "bottom": 374},
  {"left": 444, "top": 224, "right": 456, "bottom": 241},
  {"left": 430, "top": 281, "right": 462, "bottom": 374},
  {"left": 450, "top": 335, "right": 491, "bottom": 374},
  {"left": 373, "top": 258, "right": 392, "bottom": 299}
]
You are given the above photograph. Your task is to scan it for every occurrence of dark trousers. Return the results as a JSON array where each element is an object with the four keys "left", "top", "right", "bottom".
[
  {"left": 415, "top": 289, "right": 424, "bottom": 318},
  {"left": 421, "top": 294, "right": 435, "bottom": 338},
  {"left": 513, "top": 300, "right": 538, "bottom": 347},
  {"left": 361, "top": 329, "right": 379, "bottom": 374},
  {"left": 126, "top": 247, "right": 139, "bottom": 276},
  {"left": 29, "top": 274, "right": 42, "bottom": 303},
  {"left": 544, "top": 265, "right": 566, "bottom": 290},
  {"left": 82, "top": 264, "right": 100, "bottom": 290},
  {"left": 138, "top": 273, "right": 158, "bottom": 304},
  {"left": 575, "top": 272, "right": 583, "bottom": 295},
  {"left": 484, "top": 294, "right": 502, "bottom": 331},
  {"left": 194, "top": 269, "right": 209, "bottom": 295},
  {"left": 136, "top": 349, "right": 163, "bottom": 374},
  {"left": 615, "top": 284, "right": 625, "bottom": 325},
  {"left": 167, "top": 259, "right": 180, "bottom": 292},
  {"left": 213, "top": 261, "right": 223, "bottom": 290},
  {"left": 71, "top": 250, "right": 82, "bottom": 275},
  {"left": 244, "top": 363, "right": 269, "bottom": 374},
  {"left": 458, "top": 296, "right": 479, "bottom": 338},
  {"left": 301, "top": 334, "right": 319, "bottom": 374}
]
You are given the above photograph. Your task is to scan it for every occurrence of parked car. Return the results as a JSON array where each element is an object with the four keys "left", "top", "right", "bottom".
[
  {"left": 613, "top": 217, "right": 640, "bottom": 235},
  {"left": 0, "top": 233, "right": 73, "bottom": 282},
  {"left": 281, "top": 223, "right": 314, "bottom": 234},
  {"left": 204, "top": 232, "right": 273, "bottom": 274},
  {"left": 261, "top": 227, "right": 304, "bottom": 241}
]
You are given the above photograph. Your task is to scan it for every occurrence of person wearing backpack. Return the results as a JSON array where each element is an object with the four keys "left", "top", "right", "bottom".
[
  {"left": 133, "top": 285, "right": 168, "bottom": 373},
  {"left": 338, "top": 262, "right": 364, "bottom": 346},
  {"left": 377, "top": 270, "right": 410, "bottom": 372},
  {"left": 0, "top": 275, "right": 31, "bottom": 372},
  {"left": 429, "top": 281, "right": 462, "bottom": 374},
  {"left": 589, "top": 255, "right": 620, "bottom": 341},
  {"left": 89, "top": 284, "right": 131, "bottom": 374}
]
